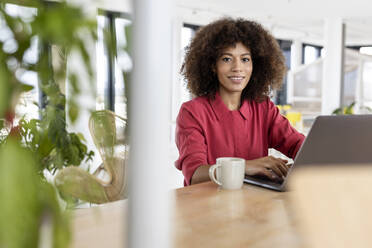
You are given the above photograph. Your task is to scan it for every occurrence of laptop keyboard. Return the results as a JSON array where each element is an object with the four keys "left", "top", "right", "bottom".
[{"left": 244, "top": 175, "right": 284, "bottom": 188}]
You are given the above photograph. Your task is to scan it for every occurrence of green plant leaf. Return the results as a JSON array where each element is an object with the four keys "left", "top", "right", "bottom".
[
  {"left": 0, "top": 140, "right": 40, "bottom": 247},
  {"left": 332, "top": 107, "right": 342, "bottom": 115},
  {"left": 20, "top": 83, "right": 34, "bottom": 92},
  {"left": 76, "top": 132, "right": 86, "bottom": 142},
  {"left": 68, "top": 100, "right": 79, "bottom": 123},
  {"left": 67, "top": 73, "right": 79, "bottom": 95}
]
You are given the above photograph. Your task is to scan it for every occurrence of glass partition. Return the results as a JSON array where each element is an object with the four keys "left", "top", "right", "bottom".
[{"left": 288, "top": 48, "right": 372, "bottom": 118}]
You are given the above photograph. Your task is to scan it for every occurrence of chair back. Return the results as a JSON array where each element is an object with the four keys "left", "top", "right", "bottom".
[{"left": 55, "top": 110, "right": 128, "bottom": 204}]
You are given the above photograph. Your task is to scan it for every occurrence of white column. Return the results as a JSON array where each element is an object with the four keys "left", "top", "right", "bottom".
[
  {"left": 128, "top": 0, "right": 172, "bottom": 248},
  {"left": 355, "top": 59, "right": 364, "bottom": 114},
  {"left": 290, "top": 39, "right": 303, "bottom": 70},
  {"left": 171, "top": 17, "right": 183, "bottom": 122},
  {"left": 287, "top": 39, "right": 303, "bottom": 104},
  {"left": 321, "top": 18, "right": 345, "bottom": 115}
]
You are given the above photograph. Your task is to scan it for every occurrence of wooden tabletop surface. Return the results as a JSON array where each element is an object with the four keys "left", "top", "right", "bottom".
[
  {"left": 70, "top": 199, "right": 127, "bottom": 248},
  {"left": 70, "top": 181, "right": 302, "bottom": 248},
  {"left": 70, "top": 165, "right": 372, "bottom": 248},
  {"left": 171, "top": 182, "right": 301, "bottom": 248}
]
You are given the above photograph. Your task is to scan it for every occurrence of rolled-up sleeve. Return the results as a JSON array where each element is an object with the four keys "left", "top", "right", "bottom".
[
  {"left": 175, "top": 104, "right": 208, "bottom": 186},
  {"left": 267, "top": 100, "right": 305, "bottom": 158}
]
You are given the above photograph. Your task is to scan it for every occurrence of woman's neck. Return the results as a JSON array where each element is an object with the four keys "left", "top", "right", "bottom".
[{"left": 219, "top": 90, "right": 241, "bottom": 111}]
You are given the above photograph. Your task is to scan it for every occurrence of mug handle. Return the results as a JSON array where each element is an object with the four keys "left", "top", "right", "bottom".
[{"left": 209, "top": 164, "right": 222, "bottom": 186}]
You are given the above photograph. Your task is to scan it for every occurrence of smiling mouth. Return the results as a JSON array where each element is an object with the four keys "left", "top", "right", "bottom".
[{"left": 228, "top": 76, "right": 245, "bottom": 83}]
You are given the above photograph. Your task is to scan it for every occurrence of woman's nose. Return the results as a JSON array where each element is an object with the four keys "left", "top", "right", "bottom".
[{"left": 231, "top": 60, "right": 243, "bottom": 71}]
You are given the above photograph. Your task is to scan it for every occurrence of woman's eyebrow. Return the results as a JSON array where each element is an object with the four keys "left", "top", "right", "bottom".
[
  {"left": 220, "top": 52, "right": 251, "bottom": 56},
  {"left": 220, "top": 52, "right": 233, "bottom": 56}
]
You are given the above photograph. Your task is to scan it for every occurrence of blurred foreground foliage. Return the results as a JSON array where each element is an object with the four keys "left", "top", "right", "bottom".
[
  {"left": 0, "top": 0, "right": 98, "bottom": 247},
  {"left": 0, "top": 0, "right": 96, "bottom": 174},
  {"left": 0, "top": 139, "right": 70, "bottom": 248}
]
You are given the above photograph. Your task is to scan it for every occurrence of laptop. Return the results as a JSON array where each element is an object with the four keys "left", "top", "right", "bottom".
[{"left": 243, "top": 114, "right": 372, "bottom": 191}]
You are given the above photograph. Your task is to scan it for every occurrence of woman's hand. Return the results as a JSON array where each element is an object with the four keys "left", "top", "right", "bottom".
[{"left": 245, "top": 156, "right": 290, "bottom": 183}]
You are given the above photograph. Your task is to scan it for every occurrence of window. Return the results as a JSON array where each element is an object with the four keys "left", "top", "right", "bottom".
[
  {"left": 96, "top": 11, "right": 132, "bottom": 119},
  {"left": 303, "top": 44, "right": 323, "bottom": 65},
  {"left": 171, "top": 24, "right": 199, "bottom": 120},
  {"left": 179, "top": 25, "right": 197, "bottom": 102},
  {"left": 1, "top": 3, "right": 39, "bottom": 123},
  {"left": 360, "top": 46, "right": 372, "bottom": 56},
  {"left": 274, "top": 39, "right": 292, "bottom": 105},
  {"left": 359, "top": 46, "right": 372, "bottom": 109}
]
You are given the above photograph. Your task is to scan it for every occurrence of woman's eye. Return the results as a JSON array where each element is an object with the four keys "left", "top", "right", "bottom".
[
  {"left": 222, "top": 57, "right": 231, "bottom": 62},
  {"left": 242, "top": 57, "right": 251, "bottom": 62}
]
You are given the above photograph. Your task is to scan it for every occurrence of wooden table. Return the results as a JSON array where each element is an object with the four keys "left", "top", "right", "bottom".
[
  {"left": 70, "top": 182, "right": 301, "bottom": 248},
  {"left": 289, "top": 165, "right": 372, "bottom": 248},
  {"left": 71, "top": 165, "right": 372, "bottom": 248},
  {"left": 70, "top": 199, "right": 127, "bottom": 248},
  {"left": 172, "top": 182, "right": 301, "bottom": 248}
]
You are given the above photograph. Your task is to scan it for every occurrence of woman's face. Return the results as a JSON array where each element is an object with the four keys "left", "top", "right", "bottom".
[{"left": 215, "top": 42, "right": 253, "bottom": 96}]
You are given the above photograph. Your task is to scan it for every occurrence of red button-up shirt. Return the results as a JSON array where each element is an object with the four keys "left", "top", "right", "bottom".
[{"left": 175, "top": 93, "right": 305, "bottom": 186}]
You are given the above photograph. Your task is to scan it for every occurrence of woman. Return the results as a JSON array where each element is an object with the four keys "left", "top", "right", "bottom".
[{"left": 175, "top": 18, "right": 305, "bottom": 186}]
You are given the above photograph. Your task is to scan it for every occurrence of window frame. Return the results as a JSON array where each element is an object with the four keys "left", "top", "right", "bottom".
[{"left": 97, "top": 9, "right": 132, "bottom": 113}]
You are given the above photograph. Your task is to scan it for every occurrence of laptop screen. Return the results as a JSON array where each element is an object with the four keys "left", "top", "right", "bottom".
[{"left": 294, "top": 114, "right": 372, "bottom": 166}]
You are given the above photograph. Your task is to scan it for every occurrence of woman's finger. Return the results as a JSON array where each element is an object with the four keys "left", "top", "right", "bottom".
[
  {"left": 274, "top": 157, "right": 290, "bottom": 175},
  {"left": 280, "top": 158, "right": 289, "bottom": 164},
  {"left": 257, "top": 168, "right": 277, "bottom": 181},
  {"left": 277, "top": 161, "right": 290, "bottom": 176},
  {"left": 268, "top": 162, "right": 285, "bottom": 178},
  {"left": 266, "top": 169, "right": 284, "bottom": 183}
]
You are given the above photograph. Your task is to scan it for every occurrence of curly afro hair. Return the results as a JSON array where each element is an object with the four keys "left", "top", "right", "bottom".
[{"left": 181, "top": 17, "right": 286, "bottom": 101}]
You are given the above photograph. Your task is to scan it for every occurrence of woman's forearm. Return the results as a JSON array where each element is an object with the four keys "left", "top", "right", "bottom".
[{"left": 190, "top": 164, "right": 211, "bottom": 185}]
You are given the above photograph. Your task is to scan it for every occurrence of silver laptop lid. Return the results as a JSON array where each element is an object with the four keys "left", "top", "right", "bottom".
[{"left": 294, "top": 114, "right": 372, "bottom": 166}]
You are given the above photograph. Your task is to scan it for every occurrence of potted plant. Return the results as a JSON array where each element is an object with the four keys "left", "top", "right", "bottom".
[{"left": 332, "top": 101, "right": 372, "bottom": 115}]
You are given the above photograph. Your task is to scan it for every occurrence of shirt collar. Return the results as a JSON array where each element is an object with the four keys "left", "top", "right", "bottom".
[
  {"left": 209, "top": 92, "right": 250, "bottom": 120},
  {"left": 239, "top": 100, "right": 250, "bottom": 120}
]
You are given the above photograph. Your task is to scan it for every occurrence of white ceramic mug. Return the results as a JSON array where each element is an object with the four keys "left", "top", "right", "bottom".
[{"left": 209, "top": 157, "right": 245, "bottom": 190}]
